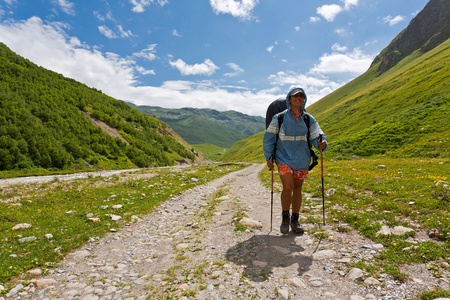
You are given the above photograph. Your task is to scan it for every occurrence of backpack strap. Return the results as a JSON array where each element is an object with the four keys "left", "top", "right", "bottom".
[
  {"left": 272, "top": 111, "right": 285, "bottom": 160},
  {"left": 304, "top": 113, "right": 318, "bottom": 171}
]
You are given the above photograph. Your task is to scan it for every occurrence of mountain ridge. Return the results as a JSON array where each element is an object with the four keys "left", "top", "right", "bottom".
[{"left": 127, "top": 104, "right": 265, "bottom": 148}]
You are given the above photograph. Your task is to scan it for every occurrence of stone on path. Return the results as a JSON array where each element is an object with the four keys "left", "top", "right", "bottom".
[
  {"left": 278, "top": 288, "right": 289, "bottom": 300},
  {"left": 350, "top": 295, "right": 365, "bottom": 300},
  {"left": 239, "top": 217, "right": 263, "bottom": 228},
  {"left": 312, "top": 249, "right": 336, "bottom": 261},
  {"left": 364, "top": 277, "right": 381, "bottom": 285},
  {"left": 377, "top": 225, "right": 414, "bottom": 236},
  {"left": 347, "top": 268, "right": 364, "bottom": 281},
  {"left": 30, "top": 278, "right": 57, "bottom": 287}
]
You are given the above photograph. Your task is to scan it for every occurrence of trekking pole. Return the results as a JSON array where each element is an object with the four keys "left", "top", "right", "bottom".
[
  {"left": 318, "top": 134, "right": 325, "bottom": 226},
  {"left": 269, "top": 154, "right": 274, "bottom": 233}
]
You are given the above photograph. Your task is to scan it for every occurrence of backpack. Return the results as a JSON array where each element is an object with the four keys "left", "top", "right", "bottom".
[{"left": 271, "top": 110, "right": 318, "bottom": 171}]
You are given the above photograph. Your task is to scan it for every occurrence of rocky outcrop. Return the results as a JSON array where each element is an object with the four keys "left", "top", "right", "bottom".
[{"left": 372, "top": 0, "right": 450, "bottom": 74}]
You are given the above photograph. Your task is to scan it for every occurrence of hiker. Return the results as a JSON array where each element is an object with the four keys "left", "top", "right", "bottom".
[{"left": 263, "top": 87, "right": 327, "bottom": 234}]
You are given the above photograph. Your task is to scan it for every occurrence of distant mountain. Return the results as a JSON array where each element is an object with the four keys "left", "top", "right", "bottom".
[
  {"left": 127, "top": 104, "right": 265, "bottom": 148},
  {"left": 373, "top": 0, "right": 450, "bottom": 74},
  {"left": 0, "top": 43, "right": 206, "bottom": 173},
  {"left": 223, "top": 1, "right": 450, "bottom": 161}
]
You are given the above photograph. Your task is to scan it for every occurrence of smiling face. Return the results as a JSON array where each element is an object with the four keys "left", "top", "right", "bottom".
[{"left": 289, "top": 93, "right": 305, "bottom": 111}]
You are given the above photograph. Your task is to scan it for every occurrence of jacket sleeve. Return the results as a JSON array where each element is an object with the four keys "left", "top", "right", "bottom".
[
  {"left": 308, "top": 114, "right": 328, "bottom": 151},
  {"left": 263, "top": 115, "right": 279, "bottom": 161}
]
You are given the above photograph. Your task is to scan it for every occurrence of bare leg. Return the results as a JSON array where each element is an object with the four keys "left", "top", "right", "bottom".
[
  {"left": 291, "top": 178, "right": 304, "bottom": 213},
  {"left": 280, "top": 173, "right": 294, "bottom": 211}
]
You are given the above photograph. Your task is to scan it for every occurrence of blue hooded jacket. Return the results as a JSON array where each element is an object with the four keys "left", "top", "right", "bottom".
[{"left": 263, "top": 87, "right": 327, "bottom": 171}]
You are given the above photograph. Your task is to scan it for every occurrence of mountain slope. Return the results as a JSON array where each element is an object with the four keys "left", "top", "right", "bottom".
[
  {"left": 0, "top": 43, "right": 204, "bottom": 173},
  {"left": 222, "top": 0, "right": 450, "bottom": 161},
  {"left": 128, "top": 104, "right": 265, "bottom": 148},
  {"left": 373, "top": 0, "right": 450, "bottom": 75}
]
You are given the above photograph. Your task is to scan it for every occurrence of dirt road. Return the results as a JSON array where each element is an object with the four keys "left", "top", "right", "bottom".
[{"left": 3, "top": 164, "right": 448, "bottom": 299}]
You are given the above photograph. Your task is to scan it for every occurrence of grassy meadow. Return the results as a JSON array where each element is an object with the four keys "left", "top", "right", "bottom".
[
  {"left": 259, "top": 157, "right": 449, "bottom": 293},
  {"left": 192, "top": 143, "right": 227, "bottom": 161},
  {"left": 0, "top": 163, "right": 246, "bottom": 288}
]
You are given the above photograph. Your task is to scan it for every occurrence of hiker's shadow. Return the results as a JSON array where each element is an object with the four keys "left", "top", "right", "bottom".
[{"left": 225, "top": 234, "right": 312, "bottom": 282}]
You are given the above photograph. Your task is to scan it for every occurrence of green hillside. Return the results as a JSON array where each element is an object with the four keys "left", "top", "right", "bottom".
[
  {"left": 308, "top": 39, "right": 449, "bottom": 159},
  {"left": 222, "top": 38, "right": 450, "bottom": 162},
  {"left": 164, "top": 114, "right": 246, "bottom": 148},
  {"left": 128, "top": 104, "right": 264, "bottom": 148},
  {"left": 0, "top": 43, "right": 201, "bottom": 175}
]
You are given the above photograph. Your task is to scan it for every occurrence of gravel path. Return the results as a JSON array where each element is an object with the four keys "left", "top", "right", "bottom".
[{"left": 2, "top": 164, "right": 449, "bottom": 299}]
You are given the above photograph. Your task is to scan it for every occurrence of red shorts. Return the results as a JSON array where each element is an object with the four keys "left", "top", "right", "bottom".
[{"left": 277, "top": 164, "right": 308, "bottom": 179}]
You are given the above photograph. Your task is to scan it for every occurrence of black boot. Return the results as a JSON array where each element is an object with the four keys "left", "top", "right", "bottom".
[
  {"left": 280, "top": 210, "right": 290, "bottom": 234},
  {"left": 290, "top": 213, "right": 304, "bottom": 235}
]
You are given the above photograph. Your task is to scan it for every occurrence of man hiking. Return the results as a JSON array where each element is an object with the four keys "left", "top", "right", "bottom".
[{"left": 263, "top": 87, "right": 327, "bottom": 234}]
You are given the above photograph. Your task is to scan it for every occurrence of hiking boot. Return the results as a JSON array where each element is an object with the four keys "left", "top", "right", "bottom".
[
  {"left": 280, "top": 210, "right": 290, "bottom": 234},
  {"left": 290, "top": 213, "right": 304, "bottom": 235}
]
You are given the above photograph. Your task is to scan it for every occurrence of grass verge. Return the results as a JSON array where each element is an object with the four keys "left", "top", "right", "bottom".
[{"left": 0, "top": 162, "right": 246, "bottom": 287}]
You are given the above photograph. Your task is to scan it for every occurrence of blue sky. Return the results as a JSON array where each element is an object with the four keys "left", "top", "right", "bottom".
[{"left": 0, "top": 0, "right": 429, "bottom": 117}]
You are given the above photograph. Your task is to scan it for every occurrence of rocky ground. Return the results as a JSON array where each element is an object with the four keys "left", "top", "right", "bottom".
[{"left": 2, "top": 164, "right": 449, "bottom": 300}]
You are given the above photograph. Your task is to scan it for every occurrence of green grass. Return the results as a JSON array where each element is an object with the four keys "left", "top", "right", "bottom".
[
  {"left": 259, "top": 157, "right": 450, "bottom": 283},
  {"left": 0, "top": 163, "right": 246, "bottom": 287},
  {"left": 192, "top": 143, "right": 227, "bottom": 161}
]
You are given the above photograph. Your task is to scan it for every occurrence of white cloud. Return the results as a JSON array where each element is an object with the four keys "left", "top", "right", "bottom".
[
  {"left": 342, "top": 0, "right": 358, "bottom": 10},
  {"left": 267, "top": 71, "right": 341, "bottom": 106},
  {"left": 309, "top": 16, "right": 321, "bottom": 23},
  {"left": 136, "top": 66, "right": 156, "bottom": 75},
  {"left": 316, "top": 0, "right": 359, "bottom": 22},
  {"left": 0, "top": 16, "right": 276, "bottom": 116},
  {"left": 54, "top": 0, "right": 75, "bottom": 15},
  {"left": 169, "top": 58, "right": 219, "bottom": 76},
  {"left": 98, "top": 25, "right": 133, "bottom": 39},
  {"left": 98, "top": 25, "right": 116, "bottom": 38},
  {"left": 266, "top": 45, "right": 274, "bottom": 53},
  {"left": 4, "top": 0, "right": 17, "bottom": 5},
  {"left": 133, "top": 44, "right": 158, "bottom": 61},
  {"left": 310, "top": 48, "right": 373, "bottom": 75},
  {"left": 317, "top": 4, "right": 342, "bottom": 22},
  {"left": 172, "top": 29, "right": 181, "bottom": 37},
  {"left": 117, "top": 25, "right": 133, "bottom": 38},
  {"left": 224, "top": 63, "right": 244, "bottom": 77},
  {"left": 383, "top": 15, "right": 405, "bottom": 26},
  {"left": 331, "top": 43, "right": 348, "bottom": 52},
  {"left": 209, "top": 0, "right": 259, "bottom": 21},
  {"left": 130, "top": 0, "right": 168, "bottom": 13},
  {"left": 295, "top": 26, "right": 300, "bottom": 31}
]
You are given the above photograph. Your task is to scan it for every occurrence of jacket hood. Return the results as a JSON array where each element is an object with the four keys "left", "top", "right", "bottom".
[{"left": 286, "top": 87, "right": 307, "bottom": 111}]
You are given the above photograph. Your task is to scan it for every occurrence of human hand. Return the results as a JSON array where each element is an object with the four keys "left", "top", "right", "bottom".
[
  {"left": 318, "top": 140, "right": 327, "bottom": 151},
  {"left": 267, "top": 159, "right": 275, "bottom": 170}
]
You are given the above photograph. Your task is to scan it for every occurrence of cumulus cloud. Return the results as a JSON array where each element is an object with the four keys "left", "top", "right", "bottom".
[
  {"left": 169, "top": 58, "right": 219, "bottom": 76},
  {"left": 130, "top": 0, "right": 168, "bottom": 13},
  {"left": 268, "top": 71, "right": 341, "bottom": 105},
  {"left": 317, "top": 4, "right": 343, "bottom": 22},
  {"left": 309, "top": 16, "right": 321, "bottom": 23},
  {"left": 383, "top": 15, "right": 405, "bottom": 26},
  {"left": 316, "top": 0, "right": 359, "bottom": 22},
  {"left": 209, "top": 0, "right": 259, "bottom": 21},
  {"left": 0, "top": 16, "right": 276, "bottom": 116},
  {"left": 310, "top": 48, "right": 373, "bottom": 75},
  {"left": 54, "top": 0, "right": 75, "bottom": 15},
  {"left": 331, "top": 43, "right": 348, "bottom": 52},
  {"left": 224, "top": 63, "right": 244, "bottom": 77}
]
